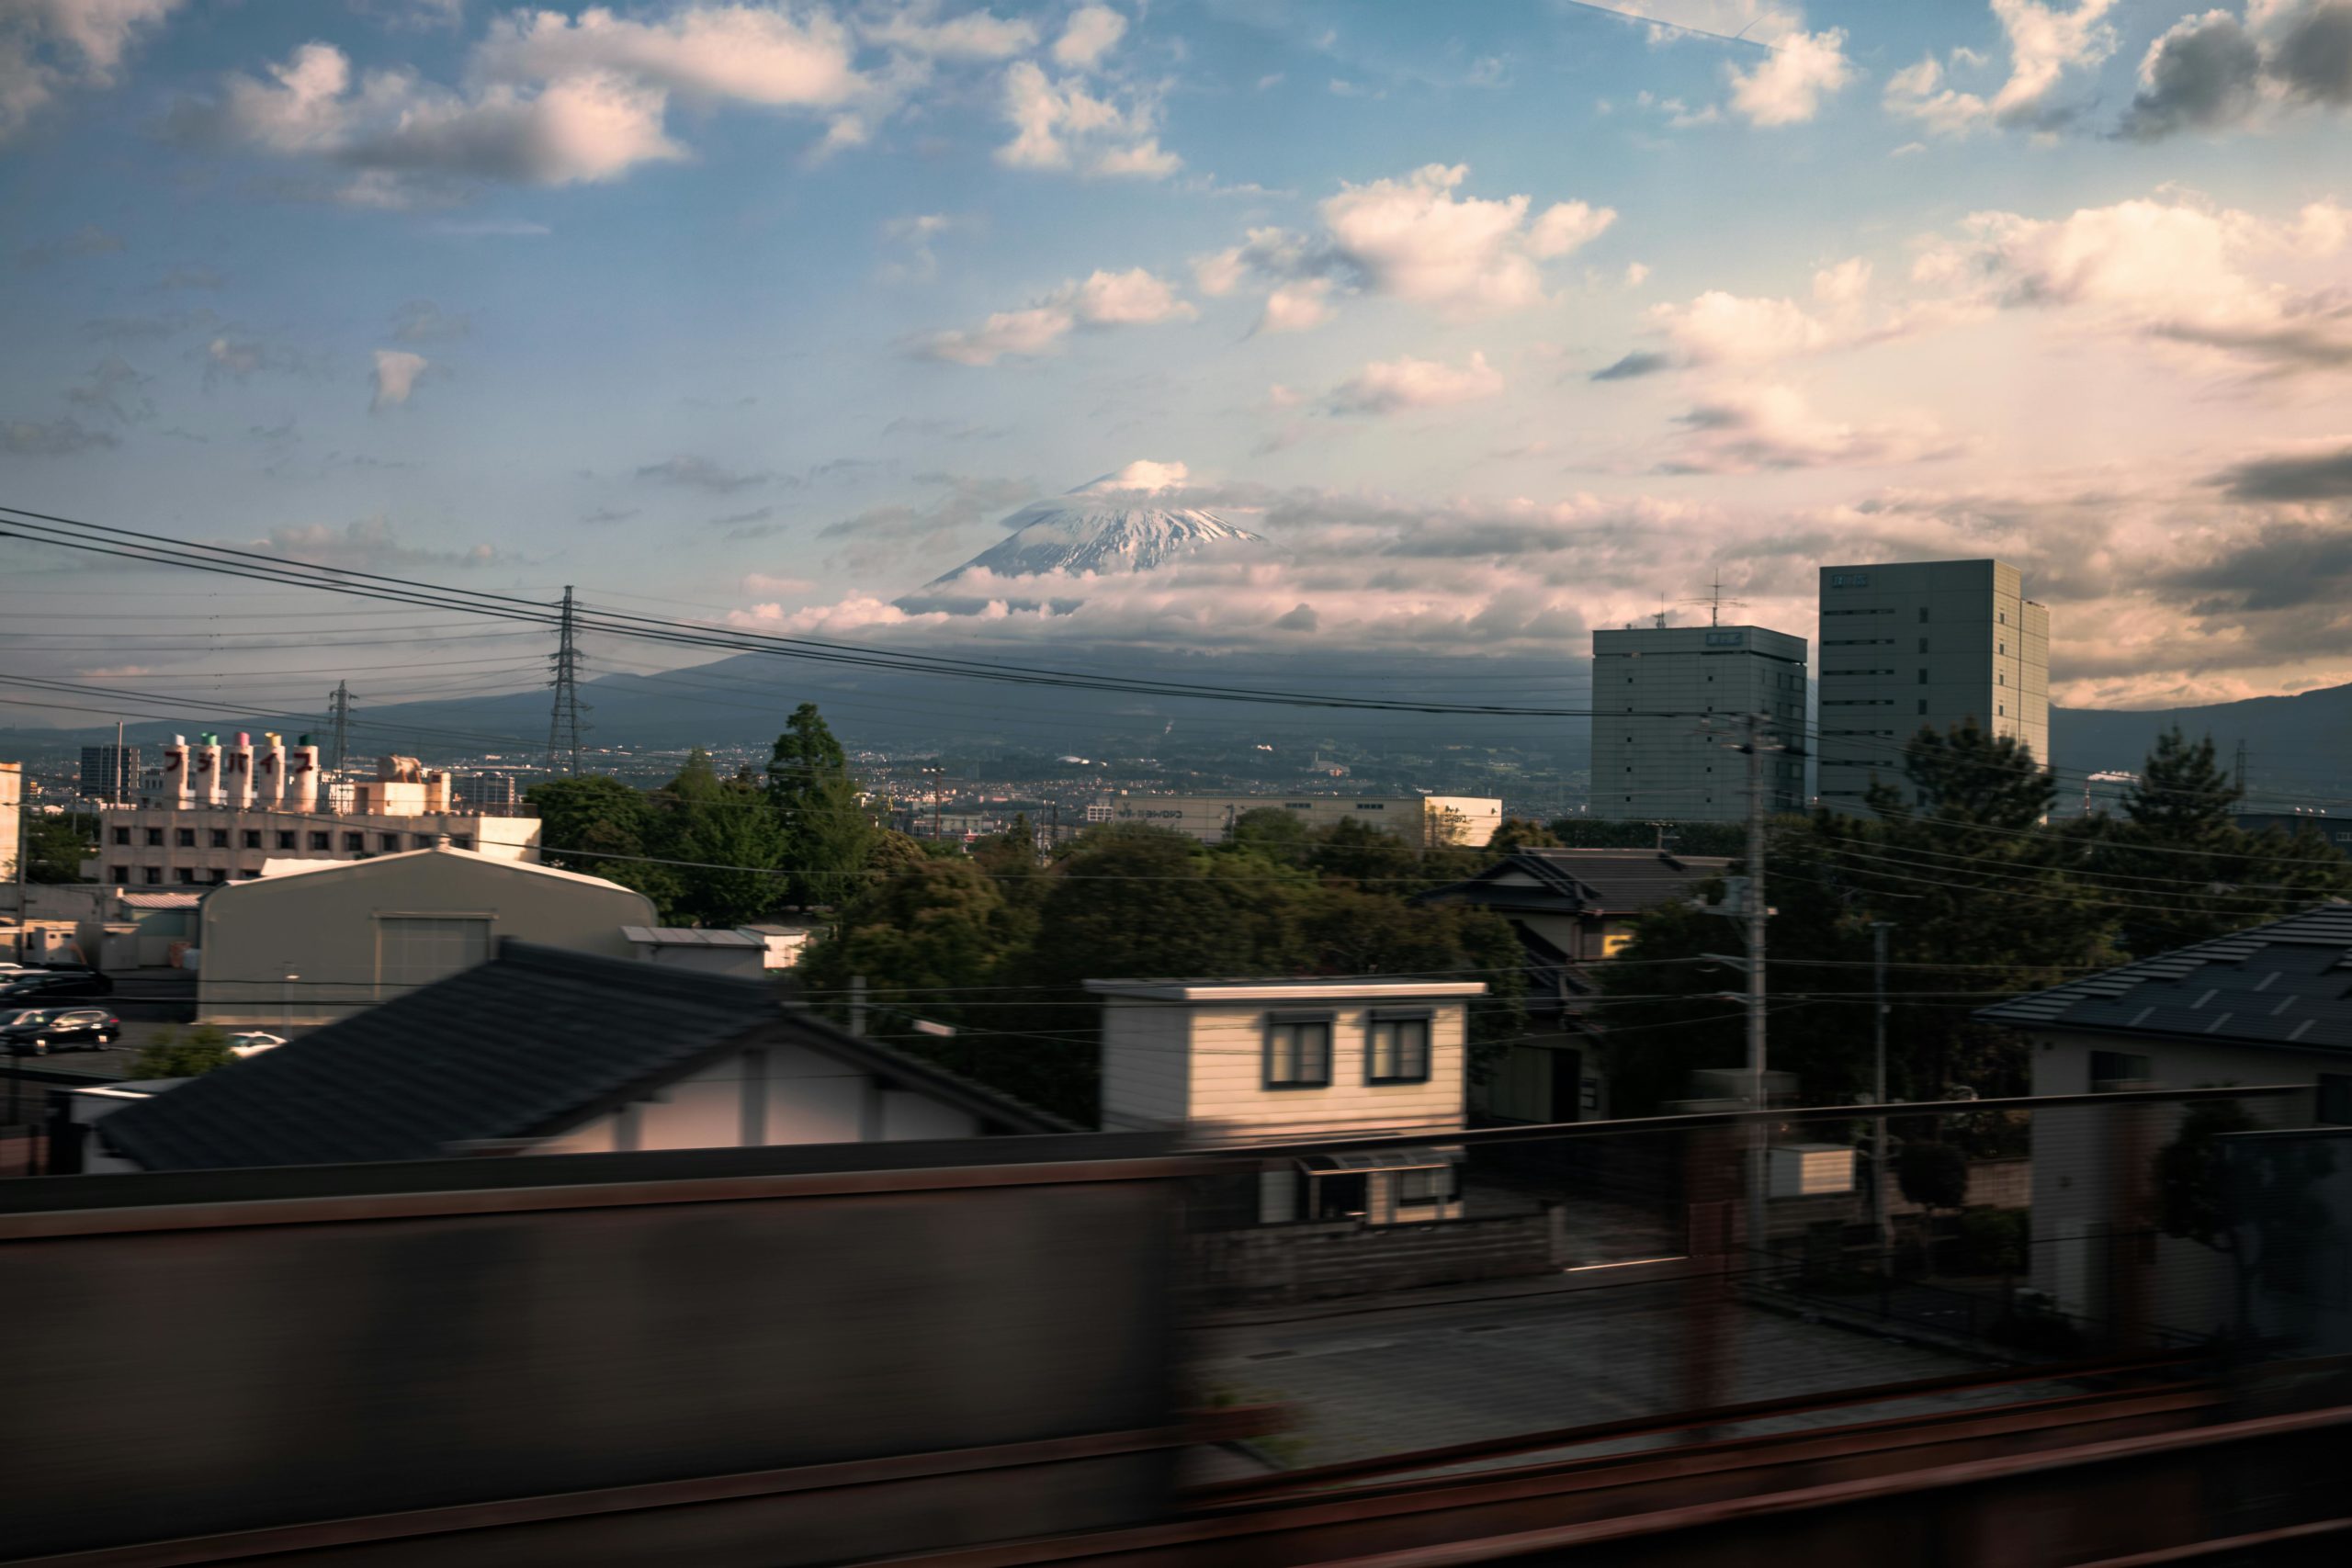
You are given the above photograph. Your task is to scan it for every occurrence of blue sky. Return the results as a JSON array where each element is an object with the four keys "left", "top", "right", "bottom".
[{"left": 4, "top": 1, "right": 2351, "bottom": 719}]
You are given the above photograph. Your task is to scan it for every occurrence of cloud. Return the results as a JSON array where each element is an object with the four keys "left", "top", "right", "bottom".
[
  {"left": 1325, "top": 351, "right": 1504, "bottom": 415},
  {"left": 1914, "top": 192, "right": 2352, "bottom": 374},
  {"left": 857, "top": 5, "right": 1036, "bottom": 60},
  {"left": 370, "top": 348, "right": 427, "bottom": 411},
  {"left": 63, "top": 355, "right": 153, "bottom": 423},
  {"left": 812, "top": 472, "right": 1035, "bottom": 569},
  {"left": 0, "top": 0, "right": 182, "bottom": 143},
  {"left": 230, "top": 515, "right": 499, "bottom": 570},
  {"left": 1885, "top": 0, "right": 2120, "bottom": 135},
  {"left": 2155, "top": 520, "right": 2352, "bottom": 612},
  {"left": 200, "top": 332, "right": 309, "bottom": 386},
  {"left": 1725, "top": 28, "right": 1855, "bottom": 125},
  {"left": 2117, "top": 2, "right": 2352, "bottom": 139},
  {"left": 582, "top": 506, "right": 639, "bottom": 525},
  {"left": 915, "top": 265, "right": 1193, "bottom": 364},
  {"left": 428, "top": 218, "right": 552, "bottom": 237},
  {"left": 742, "top": 570, "right": 814, "bottom": 594},
  {"left": 1658, "top": 382, "right": 1966, "bottom": 472},
  {"left": 710, "top": 505, "right": 776, "bottom": 528},
  {"left": 17, "top": 223, "right": 124, "bottom": 269},
  {"left": 1591, "top": 350, "right": 1674, "bottom": 381},
  {"left": 168, "top": 41, "right": 685, "bottom": 203},
  {"left": 472, "top": 5, "right": 860, "bottom": 107},
  {"left": 1052, "top": 5, "right": 1127, "bottom": 69},
  {"left": 880, "top": 211, "right": 962, "bottom": 282},
  {"left": 1198, "top": 165, "right": 1617, "bottom": 329},
  {"left": 2211, "top": 441, "right": 2352, "bottom": 499},
  {"left": 2, "top": 416, "right": 117, "bottom": 456},
  {"left": 995, "top": 58, "right": 1177, "bottom": 177},
  {"left": 636, "top": 454, "right": 771, "bottom": 493},
  {"left": 155, "top": 265, "right": 224, "bottom": 290},
  {"left": 391, "top": 299, "right": 470, "bottom": 342},
  {"left": 1077, "top": 458, "right": 1189, "bottom": 494}
]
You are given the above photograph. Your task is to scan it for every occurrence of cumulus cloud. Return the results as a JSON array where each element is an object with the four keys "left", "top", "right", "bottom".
[
  {"left": 1051, "top": 4, "right": 1127, "bottom": 69},
  {"left": 857, "top": 4, "right": 1036, "bottom": 61},
  {"left": 1195, "top": 164, "right": 1617, "bottom": 329},
  {"left": 0, "top": 0, "right": 182, "bottom": 143},
  {"left": 232, "top": 515, "right": 499, "bottom": 570},
  {"left": 1077, "top": 458, "right": 1190, "bottom": 493},
  {"left": 2211, "top": 440, "right": 2352, "bottom": 499},
  {"left": 1725, "top": 28, "right": 1855, "bottom": 125},
  {"left": 915, "top": 265, "right": 1193, "bottom": 365},
  {"left": 1914, "top": 192, "right": 2352, "bottom": 374},
  {"left": 995, "top": 57, "right": 1177, "bottom": 177},
  {"left": 369, "top": 348, "right": 427, "bottom": 411},
  {"left": 1325, "top": 351, "right": 1504, "bottom": 415},
  {"left": 636, "top": 454, "right": 771, "bottom": 493},
  {"left": 2119, "top": 2, "right": 2352, "bottom": 139},
  {"left": 1659, "top": 382, "right": 1966, "bottom": 472},
  {"left": 472, "top": 6, "right": 859, "bottom": 106},
  {"left": 1885, "top": 0, "right": 2120, "bottom": 135}
]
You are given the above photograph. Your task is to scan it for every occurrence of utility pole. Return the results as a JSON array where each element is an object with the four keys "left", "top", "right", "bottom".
[
  {"left": 547, "top": 585, "right": 585, "bottom": 776},
  {"left": 1742, "top": 709, "right": 1770, "bottom": 1276},
  {"left": 327, "top": 681, "right": 352, "bottom": 775},
  {"left": 1871, "top": 919, "right": 1894, "bottom": 1274}
]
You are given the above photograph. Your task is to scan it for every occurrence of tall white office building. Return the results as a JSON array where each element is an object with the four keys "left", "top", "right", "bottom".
[
  {"left": 1590, "top": 624, "right": 1808, "bottom": 822},
  {"left": 1816, "top": 558, "right": 2050, "bottom": 810}
]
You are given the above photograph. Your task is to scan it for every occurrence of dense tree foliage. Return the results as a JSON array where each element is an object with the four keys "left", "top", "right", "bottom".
[
  {"left": 768, "top": 703, "right": 876, "bottom": 910},
  {"left": 15, "top": 811, "right": 99, "bottom": 883},
  {"left": 1596, "top": 721, "right": 2352, "bottom": 1116}
]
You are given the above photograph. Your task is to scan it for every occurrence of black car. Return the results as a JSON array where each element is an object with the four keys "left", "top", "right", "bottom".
[
  {"left": 0, "top": 1007, "right": 121, "bottom": 1055},
  {"left": 0, "top": 967, "right": 114, "bottom": 1001}
]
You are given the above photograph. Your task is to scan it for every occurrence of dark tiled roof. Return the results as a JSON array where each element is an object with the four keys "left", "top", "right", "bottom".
[
  {"left": 1975, "top": 903, "right": 2352, "bottom": 1054},
  {"left": 1424, "top": 850, "right": 1730, "bottom": 915},
  {"left": 99, "top": 941, "right": 1068, "bottom": 1171}
]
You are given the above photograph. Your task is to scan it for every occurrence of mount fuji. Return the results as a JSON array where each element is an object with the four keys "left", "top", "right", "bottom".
[{"left": 897, "top": 461, "right": 1265, "bottom": 613}]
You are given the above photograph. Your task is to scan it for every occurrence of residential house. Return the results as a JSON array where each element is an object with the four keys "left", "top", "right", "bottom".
[
  {"left": 1419, "top": 848, "right": 1729, "bottom": 1123},
  {"left": 79, "top": 940, "right": 1070, "bottom": 1173},
  {"left": 1977, "top": 903, "right": 2352, "bottom": 1341},
  {"left": 194, "top": 846, "right": 657, "bottom": 1027},
  {"left": 1086, "top": 976, "right": 1485, "bottom": 1224}
]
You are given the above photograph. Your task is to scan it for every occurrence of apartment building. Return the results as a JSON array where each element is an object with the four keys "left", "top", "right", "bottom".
[
  {"left": 79, "top": 734, "right": 539, "bottom": 887},
  {"left": 1103, "top": 793, "right": 1503, "bottom": 848},
  {"left": 79, "top": 744, "right": 141, "bottom": 804},
  {"left": 1816, "top": 559, "right": 2050, "bottom": 810},
  {"left": 1589, "top": 623, "right": 1808, "bottom": 822}
]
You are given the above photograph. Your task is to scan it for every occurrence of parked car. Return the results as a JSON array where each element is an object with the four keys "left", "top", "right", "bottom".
[
  {"left": 227, "top": 1032, "right": 287, "bottom": 1058},
  {"left": 0, "top": 967, "right": 114, "bottom": 1001},
  {"left": 0, "top": 1008, "right": 121, "bottom": 1055}
]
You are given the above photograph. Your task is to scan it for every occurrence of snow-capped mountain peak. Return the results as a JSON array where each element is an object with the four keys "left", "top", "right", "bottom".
[{"left": 909, "top": 462, "right": 1265, "bottom": 593}]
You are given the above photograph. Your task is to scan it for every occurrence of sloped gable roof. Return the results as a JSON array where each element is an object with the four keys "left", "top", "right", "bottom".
[{"left": 1423, "top": 849, "right": 1730, "bottom": 915}]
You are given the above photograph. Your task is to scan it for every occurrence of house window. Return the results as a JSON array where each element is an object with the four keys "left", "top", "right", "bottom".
[
  {"left": 2091, "top": 1050, "right": 2152, "bottom": 1090},
  {"left": 1396, "top": 1167, "right": 1454, "bottom": 1206},
  {"left": 1367, "top": 1012, "right": 1432, "bottom": 1084},
  {"left": 2319, "top": 1074, "right": 2352, "bottom": 1126},
  {"left": 378, "top": 916, "right": 492, "bottom": 995},
  {"left": 242, "top": 829, "right": 262, "bottom": 850},
  {"left": 277, "top": 831, "right": 297, "bottom": 850},
  {"left": 175, "top": 828, "right": 196, "bottom": 848},
  {"left": 111, "top": 827, "right": 130, "bottom": 846},
  {"left": 310, "top": 831, "right": 331, "bottom": 851},
  {"left": 1263, "top": 1013, "right": 1333, "bottom": 1089}
]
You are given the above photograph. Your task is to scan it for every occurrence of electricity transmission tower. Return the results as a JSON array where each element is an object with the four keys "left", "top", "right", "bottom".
[
  {"left": 547, "top": 584, "right": 587, "bottom": 776},
  {"left": 327, "top": 681, "right": 353, "bottom": 773}
]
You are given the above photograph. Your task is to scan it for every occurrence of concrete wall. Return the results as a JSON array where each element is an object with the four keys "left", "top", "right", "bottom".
[
  {"left": 197, "top": 849, "right": 655, "bottom": 1025},
  {"left": 1190, "top": 1209, "right": 1559, "bottom": 1307}
]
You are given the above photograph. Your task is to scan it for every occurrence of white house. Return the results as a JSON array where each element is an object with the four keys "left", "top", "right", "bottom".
[
  {"left": 75, "top": 941, "right": 1070, "bottom": 1173},
  {"left": 1085, "top": 976, "right": 1486, "bottom": 1224}
]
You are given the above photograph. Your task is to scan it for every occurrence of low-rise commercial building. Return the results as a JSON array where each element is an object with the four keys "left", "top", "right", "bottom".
[
  {"left": 1102, "top": 793, "right": 1503, "bottom": 848},
  {"left": 195, "top": 846, "right": 656, "bottom": 1026}
]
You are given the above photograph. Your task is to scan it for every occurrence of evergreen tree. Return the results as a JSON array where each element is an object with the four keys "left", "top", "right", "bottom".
[
  {"left": 654, "top": 750, "right": 784, "bottom": 927},
  {"left": 765, "top": 703, "right": 876, "bottom": 910}
]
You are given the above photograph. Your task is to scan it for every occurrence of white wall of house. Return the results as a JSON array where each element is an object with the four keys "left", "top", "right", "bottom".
[
  {"left": 196, "top": 849, "right": 656, "bottom": 1026},
  {"left": 529, "top": 1042, "right": 984, "bottom": 1155},
  {"left": 2026, "top": 1028, "right": 2333, "bottom": 1341}
]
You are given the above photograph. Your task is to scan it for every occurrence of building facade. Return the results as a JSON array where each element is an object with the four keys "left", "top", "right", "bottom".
[
  {"left": 1816, "top": 558, "right": 2050, "bottom": 810},
  {"left": 80, "top": 741, "right": 539, "bottom": 886},
  {"left": 1, "top": 761, "right": 19, "bottom": 889},
  {"left": 1589, "top": 624, "right": 1807, "bottom": 821},
  {"left": 1102, "top": 794, "right": 1503, "bottom": 848},
  {"left": 79, "top": 745, "right": 141, "bottom": 804}
]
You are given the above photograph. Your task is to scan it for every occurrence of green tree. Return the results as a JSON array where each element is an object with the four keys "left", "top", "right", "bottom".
[
  {"left": 130, "top": 1025, "right": 239, "bottom": 1077},
  {"left": 765, "top": 704, "right": 876, "bottom": 910},
  {"left": 652, "top": 750, "right": 784, "bottom": 927},
  {"left": 802, "top": 859, "right": 1018, "bottom": 1038},
  {"left": 526, "top": 775, "right": 680, "bottom": 908},
  {"left": 18, "top": 812, "right": 98, "bottom": 882},
  {"left": 1487, "top": 818, "right": 1563, "bottom": 852}
]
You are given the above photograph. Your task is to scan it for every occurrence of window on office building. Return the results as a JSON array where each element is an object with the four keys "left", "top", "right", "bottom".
[
  {"left": 112, "top": 827, "right": 130, "bottom": 846},
  {"left": 310, "top": 831, "right": 332, "bottom": 851},
  {"left": 108, "top": 865, "right": 129, "bottom": 884},
  {"left": 344, "top": 831, "right": 366, "bottom": 852},
  {"left": 145, "top": 827, "right": 164, "bottom": 847},
  {"left": 209, "top": 829, "right": 229, "bottom": 849},
  {"left": 242, "top": 829, "right": 262, "bottom": 850},
  {"left": 142, "top": 866, "right": 161, "bottom": 886},
  {"left": 175, "top": 828, "right": 195, "bottom": 848},
  {"left": 380, "top": 832, "right": 402, "bottom": 852},
  {"left": 277, "top": 831, "right": 297, "bottom": 850}
]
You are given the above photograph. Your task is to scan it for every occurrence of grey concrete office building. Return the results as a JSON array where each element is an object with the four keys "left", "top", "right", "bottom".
[
  {"left": 1590, "top": 624, "right": 1808, "bottom": 822},
  {"left": 1816, "top": 558, "right": 2049, "bottom": 810}
]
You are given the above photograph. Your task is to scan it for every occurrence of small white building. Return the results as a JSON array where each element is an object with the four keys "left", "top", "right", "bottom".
[
  {"left": 195, "top": 847, "right": 656, "bottom": 1026},
  {"left": 625, "top": 925, "right": 770, "bottom": 977},
  {"left": 1102, "top": 794, "right": 1504, "bottom": 849},
  {"left": 1086, "top": 976, "right": 1486, "bottom": 1224}
]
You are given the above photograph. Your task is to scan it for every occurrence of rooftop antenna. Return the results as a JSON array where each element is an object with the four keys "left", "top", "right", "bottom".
[
  {"left": 1681, "top": 570, "right": 1748, "bottom": 628},
  {"left": 1653, "top": 595, "right": 1668, "bottom": 630}
]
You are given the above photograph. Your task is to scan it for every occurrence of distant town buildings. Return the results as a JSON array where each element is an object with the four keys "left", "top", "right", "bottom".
[
  {"left": 1103, "top": 793, "right": 1504, "bottom": 848},
  {"left": 78, "top": 733, "right": 540, "bottom": 886},
  {"left": 78, "top": 744, "right": 140, "bottom": 804},
  {"left": 1816, "top": 558, "right": 2050, "bottom": 810},
  {"left": 1590, "top": 623, "right": 1807, "bottom": 823},
  {"left": 452, "top": 770, "right": 527, "bottom": 814}
]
